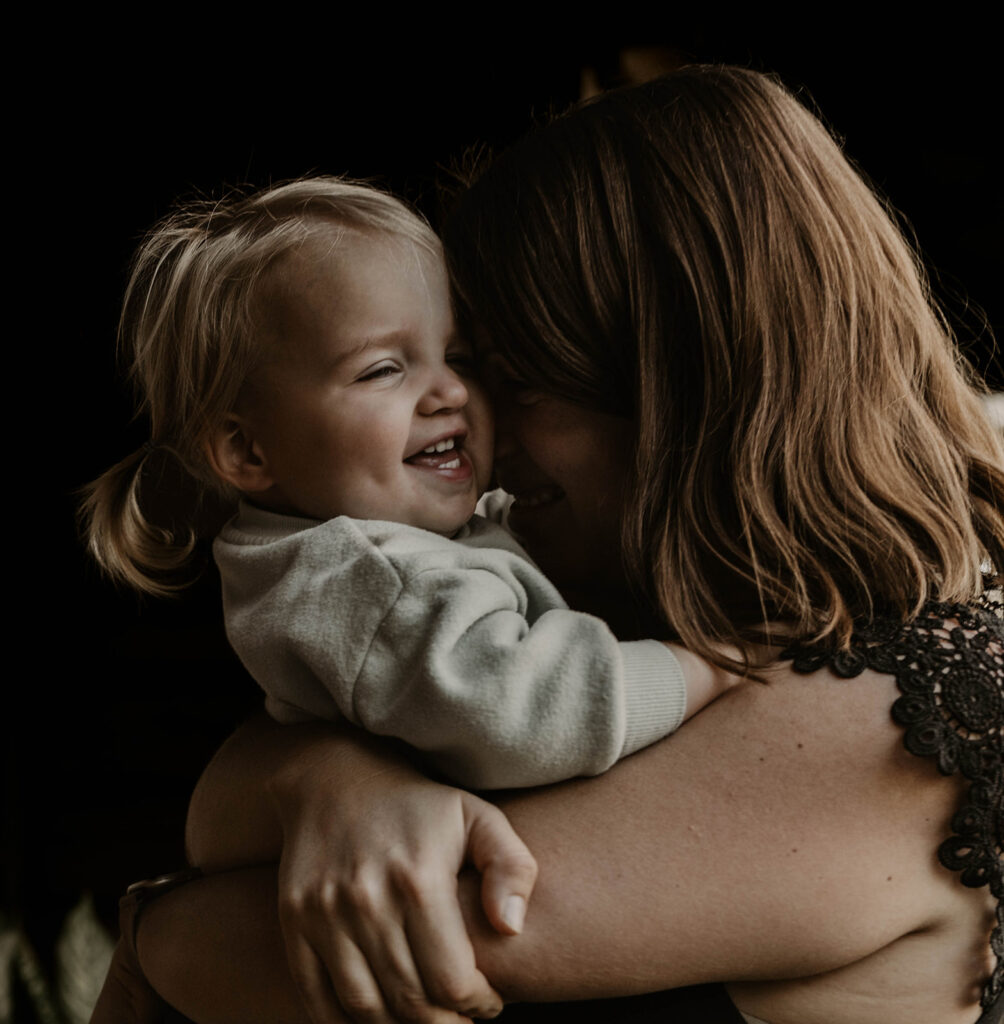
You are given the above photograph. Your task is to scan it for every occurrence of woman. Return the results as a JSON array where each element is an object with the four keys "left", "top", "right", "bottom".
[{"left": 106, "top": 66, "right": 1003, "bottom": 1024}]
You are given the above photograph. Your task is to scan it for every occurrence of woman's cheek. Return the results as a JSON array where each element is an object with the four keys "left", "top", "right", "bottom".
[{"left": 508, "top": 398, "right": 634, "bottom": 589}]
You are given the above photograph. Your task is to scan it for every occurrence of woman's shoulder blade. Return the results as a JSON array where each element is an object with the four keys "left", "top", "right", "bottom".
[
  {"left": 490, "top": 657, "right": 948, "bottom": 981},
  {"left": 483, "top": 619, "right": 996, "bottom": 1021},
  {"left": 779, "top": 593, "right": 1003, "bottom": 1013}
]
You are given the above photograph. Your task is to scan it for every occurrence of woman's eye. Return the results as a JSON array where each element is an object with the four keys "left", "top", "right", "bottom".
[
  {"left": 481, "top": 353, "right": 540, "bottom": 402},
  {"left": 357, "top": 363, "right": 401, "bottom": 383},
  {"left": 511, "top": 383, "right": 544, "bottom": 406},
  {"left": 494, "top": 373, "right": 542, "bottom": 405},
  {"left": 446, "top": 352, "right": 477, "bottom": 375}
]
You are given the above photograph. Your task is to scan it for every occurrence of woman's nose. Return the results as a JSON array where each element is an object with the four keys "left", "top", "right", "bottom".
[{"left": 418, "top": 366, "right": 469, "bottom": 414}]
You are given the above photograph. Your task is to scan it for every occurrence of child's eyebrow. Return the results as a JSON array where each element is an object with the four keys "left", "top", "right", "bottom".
[
  {"left": 328, "top": 329, "right": 465, "bottom": 368},
  {"left": 329, "top": 338, "right": 382, "bottom": 366},
  {"left": 326, "top": 332, "right": 408, "bottom": 369}
]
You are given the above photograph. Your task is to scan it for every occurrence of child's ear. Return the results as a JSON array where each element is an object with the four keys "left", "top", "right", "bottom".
[{"left": 204, "top": 415, "right": 275, "bottom": 494}]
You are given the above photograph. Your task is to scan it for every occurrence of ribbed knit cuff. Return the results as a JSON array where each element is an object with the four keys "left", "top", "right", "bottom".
[{"left": 619, "top": 640, "right": 688, "bottom": 757}]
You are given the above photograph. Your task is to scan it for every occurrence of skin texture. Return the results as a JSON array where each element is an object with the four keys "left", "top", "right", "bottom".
[{"left": 457, "top": 666, "right": 993, "bottom": 1022}]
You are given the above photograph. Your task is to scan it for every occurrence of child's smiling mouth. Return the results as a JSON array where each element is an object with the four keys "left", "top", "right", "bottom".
[{"left": 404, "top": 433, "right": 469, "bottom": 473}]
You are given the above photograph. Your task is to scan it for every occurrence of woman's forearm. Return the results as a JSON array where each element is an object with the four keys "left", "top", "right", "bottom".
[
  {"left": 167, "top": 669, "right": 951, "bottom": 1020},
  {"left": 185, "top": 712, "right": 283, "bottom": 869},
  {"left": 140, "top": 868, "right": 302, "bottom": 1024},
  {"left": 186, "top": 711, "right": 411, "bottom": 871}
]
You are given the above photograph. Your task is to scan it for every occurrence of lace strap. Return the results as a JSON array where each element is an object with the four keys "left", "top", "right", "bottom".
[{"left": 781, "top": 593, "right": 1004, "bottom": 1012}]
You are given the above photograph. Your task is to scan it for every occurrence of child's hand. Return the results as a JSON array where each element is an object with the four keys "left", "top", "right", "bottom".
[
  {"left": 668, "top": 643, "right": 746, "bottom": 723},
  {"left": 271, "top": 743, "right": 537, "bottom": 1023}
]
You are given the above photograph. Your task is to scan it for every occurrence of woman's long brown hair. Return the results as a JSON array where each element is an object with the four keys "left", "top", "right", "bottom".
[{"left": 444, "top": 66, "right": 1004, "bottom": 664}]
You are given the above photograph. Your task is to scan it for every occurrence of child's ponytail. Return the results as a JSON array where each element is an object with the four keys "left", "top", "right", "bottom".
[{"left": 80, "top": 443, "right": 198, "bottom": 597}]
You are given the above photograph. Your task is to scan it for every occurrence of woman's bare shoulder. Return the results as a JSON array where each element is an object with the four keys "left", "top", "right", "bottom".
[{"left": 474, "top": 662, "right": 966, "bottom": 1002}]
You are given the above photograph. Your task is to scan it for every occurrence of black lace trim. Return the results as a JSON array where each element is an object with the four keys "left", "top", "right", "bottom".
[{"left": 780, "top": 592, "right": 1004, "bottom": 1012}]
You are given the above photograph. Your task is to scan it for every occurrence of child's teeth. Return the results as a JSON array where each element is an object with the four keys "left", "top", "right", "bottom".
[{"left": 423, "top": 438, "right": 456, "bottom": 454}]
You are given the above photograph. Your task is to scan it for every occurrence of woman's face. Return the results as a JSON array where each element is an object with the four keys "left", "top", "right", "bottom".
[{"left": 488, "top": 365, "right": 634, "bottom": 600}]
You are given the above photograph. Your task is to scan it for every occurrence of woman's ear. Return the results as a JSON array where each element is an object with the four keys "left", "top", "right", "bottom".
[{"left": 204, "top": 415, "right": 275, "bottom": 494}]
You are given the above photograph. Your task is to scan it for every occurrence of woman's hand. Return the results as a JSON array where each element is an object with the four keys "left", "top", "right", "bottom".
[{"left": 269, "top": 729, "right": 538, "bottom": 1023}]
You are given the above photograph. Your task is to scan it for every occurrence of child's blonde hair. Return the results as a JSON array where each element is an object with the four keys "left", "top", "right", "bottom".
[{"left": 82, "top": 177, "right": 440, "bottom": 597}]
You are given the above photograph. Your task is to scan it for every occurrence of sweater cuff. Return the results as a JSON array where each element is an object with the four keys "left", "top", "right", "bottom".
[{"left": 619, "top": 640, "right": 688, "bottom": 757}]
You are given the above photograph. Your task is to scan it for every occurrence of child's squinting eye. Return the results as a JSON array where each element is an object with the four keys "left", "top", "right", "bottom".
[{"left": 356, "top": 363, "right": 401, "bottom": 383}]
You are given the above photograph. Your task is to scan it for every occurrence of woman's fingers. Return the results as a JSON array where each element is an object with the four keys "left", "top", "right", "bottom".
[
  {"left": 323, "top": 931, "right": 405, "bottom": 1023},
  {"left": 355, "top": 915, "right": 485, "bottom": 1024},
  {"left": 347, "top": 860, "right": 497, "bottom": 1022},
  {"left": 400, "top": 872, "right": 503, "bottom": 1018},
  {"left": 281, "top": 926, "right": 353, "bottom": 1024},
  {"left": 281, "top": 882, "right": 398, "bottom": 1024},
  {"left": 284, "top": 865, "right": 485, "bottom": 1024},
  {"left": 463, "top": 798, "right": 538, "bottom": 936}
]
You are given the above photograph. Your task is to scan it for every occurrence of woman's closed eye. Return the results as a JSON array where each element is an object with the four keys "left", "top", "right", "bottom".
[
  {"left": 446, "top": 351, "right": 478, "bottom": 376},
  {"left": 502, "top": 377, "right": 544, "bottom": 406},
  {"left": 481, "top": 353, "right": 544, "bottom": 405}
]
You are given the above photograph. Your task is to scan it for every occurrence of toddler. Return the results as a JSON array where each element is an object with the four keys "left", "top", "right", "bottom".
[{"left": 84, "top": 177, "right": 735, "bottom": 791}]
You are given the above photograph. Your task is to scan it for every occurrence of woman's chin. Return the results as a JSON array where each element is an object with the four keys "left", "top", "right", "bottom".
[
  {"left": 511, "top": 507, "right": 630, "bottom": 612},
  {"left": 507, "top": 495, "right": 568, "bottom": 566}
]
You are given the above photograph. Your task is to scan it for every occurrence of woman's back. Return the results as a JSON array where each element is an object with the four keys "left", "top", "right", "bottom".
[
  {"left": 732, "top": 596, "right": 1002, "bottom": 1024},
  {"left": 471, "top": 597, "right": 1001, "bottom": 1024}
]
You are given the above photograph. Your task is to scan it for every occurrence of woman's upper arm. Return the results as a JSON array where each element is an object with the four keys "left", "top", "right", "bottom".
[
  {"left": 185, "top": 711, "right": 282, "bottom": 869},
  {"left": 466, "top": 666, "right": 954, "bottom": 1002}
]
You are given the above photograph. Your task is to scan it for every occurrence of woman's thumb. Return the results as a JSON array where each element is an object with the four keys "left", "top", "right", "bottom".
[{"left": 464, "top": 801, "right": 538, "bottom": 935}]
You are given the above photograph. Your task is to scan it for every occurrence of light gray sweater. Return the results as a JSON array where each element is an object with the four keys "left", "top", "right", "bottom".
[{"left": 214, "top": 500, "right": 687, "bottom": 789}]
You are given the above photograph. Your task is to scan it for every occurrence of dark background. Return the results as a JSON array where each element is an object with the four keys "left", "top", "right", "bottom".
[{"left": 8, "top": 17, "right": 1001, "bottom": 994}]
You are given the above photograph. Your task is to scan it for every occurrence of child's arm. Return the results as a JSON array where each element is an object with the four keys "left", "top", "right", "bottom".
[
  {"left": 343, "top": 542, "right": 743, "bottom": 789},
  {"left": 668, "top": 642, "right": 744, "bottom": 723},
  {"left": 219, "top": 514, "right": 743, "bottom": 790}
]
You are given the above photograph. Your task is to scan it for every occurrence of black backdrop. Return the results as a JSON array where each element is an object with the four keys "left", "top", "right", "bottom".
[{"left": 9, "top": 19, "right": 1002, "bottom": 986}]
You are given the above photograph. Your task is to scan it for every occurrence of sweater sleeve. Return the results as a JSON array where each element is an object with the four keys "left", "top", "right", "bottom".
[
  {"left": 218, "top": 513, "right": 688, "bottom": 789},
  {"left": 346, "top": 562, "right": 688, "bottom": 790}
]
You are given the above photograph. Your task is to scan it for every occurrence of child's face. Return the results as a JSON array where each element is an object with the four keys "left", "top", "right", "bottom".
[{"left": 241, "top": 229, "right": 493, "bottom": 535}]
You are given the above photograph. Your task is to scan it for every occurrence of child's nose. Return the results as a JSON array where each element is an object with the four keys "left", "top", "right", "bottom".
[{"left": 419, "top": 366, "right": 469, "bottom": 414}]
